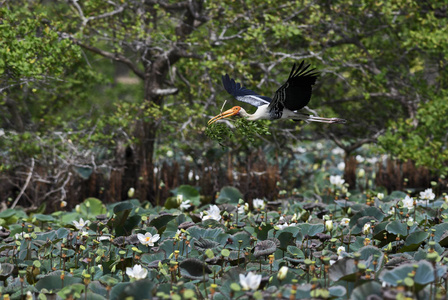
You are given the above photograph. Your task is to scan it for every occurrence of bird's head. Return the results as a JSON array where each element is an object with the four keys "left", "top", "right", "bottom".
[{"left": 208, "top": 106, "right": 242, "bottom": 125}]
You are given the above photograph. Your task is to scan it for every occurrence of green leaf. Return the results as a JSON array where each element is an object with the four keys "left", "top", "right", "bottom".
[
  {"left": 386, "top": 220, "right": 408, "bottom": 236},
  {"left": 173, "top": 185, "right": 201, "bottom": 206},
  {"left": 400, "top": 231, "right": 429, "bottom": 252},
  {"left": 216, "top": 186, "right": 243, "bottom": 205},
  {"left": 297, "top": 223, "right": 324, "bottom": 237},
  {"left": 350, "top": 281, "right": 382, "bottom": 300}
]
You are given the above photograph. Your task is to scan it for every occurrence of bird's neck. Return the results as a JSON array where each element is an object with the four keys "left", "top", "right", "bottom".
[{"left": 245, "top": 105, "right": 270, "bottom": 121}]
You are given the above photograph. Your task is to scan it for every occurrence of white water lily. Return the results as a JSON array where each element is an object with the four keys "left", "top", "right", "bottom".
[
  {"left": 239, "top": 272, "right": 261, "bottom": 291},
  {"left": 253, "top": 199, "right": 265, "bottom": 210},
  {"left": 137, "top": 232, "right": 160, "bottom": 246},
  {"left": 419, "top": 188, "right": 435, "bottom": 201},
  {"left": 332, "top": 147, "right": 345, "bottom": 155},
  {"left": 126, "top": 264, "right": 148, "bottom": 280},
  {"left": 276, "top": 222, "right": 297, "bottom": 230},
  {"left": 325, "top": 220, "right": 333, "bottom": 232},
  {"left": 127, "top": 187, "right": 135, "bottom": 198},
  {"left": 180, "top": 200, "right": 192, "bottom": 211},
  {"left": 337, "top": 246, "right": 346, "bottom": 258},
  {"left": 357, "top": 168, "right": 365, "bottom": 178},
  {"left": 200, "top": 205, "right": 221, "bottom": 221},
  {"left": 363, "top": 223, "right": 371, "bottom": 235},
  {"left": 79, "top": 231, "right": 89, "bottom": 237},
  {"left": 329, "top": 175, "right": 345, "bottom": 187},
  {"left": 402, "top": 195, "right": 414, "bottom": 210},
  {"left": 277, "top": 266, "right": 288, "bottom": 280},
  {"left": 340, "top": 218, "right": 350, "bottom": 227},
  {"left": 73, "top": 218, "right": 90, "bottom": 230},
  {"left": 388, "top": 206, "right": 395, "bottom": 215}
]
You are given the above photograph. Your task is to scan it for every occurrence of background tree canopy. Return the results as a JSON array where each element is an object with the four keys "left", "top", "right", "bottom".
[{"left": 1, "top": 0, "right": 447, "bottom": 208}]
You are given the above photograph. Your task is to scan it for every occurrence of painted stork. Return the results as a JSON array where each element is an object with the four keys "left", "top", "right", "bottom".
[{"left": 208, "top": 61, "right": 346, "bottom": 125}]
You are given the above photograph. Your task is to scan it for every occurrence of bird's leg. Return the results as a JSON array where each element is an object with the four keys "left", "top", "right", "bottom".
[{"left": 307, "top": 115, "right": 346, "bottom": 124}]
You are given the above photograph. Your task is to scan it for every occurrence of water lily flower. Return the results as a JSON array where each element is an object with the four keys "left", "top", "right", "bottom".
[
  {"left": 362, "top": 223, "right": 371, "bottom": 235},
  {"left": 98, "top": 235, "right": 111, "bottom": 241},
  {"left": 180, "top": 200, "right": 192, "bottom": 211},
  {"left": 277, "top": 266, "right": 288, "bottom": 280},
  {"left": 332, "top": 147, "right": 345, "bottom": 155},
  {"left": 237, "top": 204, "right": 246, "bottom": 215},
  {"left": 356, "top": 155, "right": 365, "bottom": 163},
  {"left": 126, "top": 264, "right": 148, "bottom": 280},
  {"left": 366, "top": 157, "right": 378, "bottom": 164},
  {"left": 329, "top": 175, "right": 345, "bottom": 187},
  {"left": 127, "top": 187, "right": 135, "bottom": 198},
  {"left": 325, "top": 220, "right": 333, "bottom": 232},
  {"left": 200, "top": 205, "right": 221, "bottom": 221},
  {"left": 239, "top": 272, "right": 261, "bottom": 291},
  {"left": 337, "top": 246, "right": 346, "bottom": 258},
  {"left": 79, "top": 231, "right": 89, "bottom": 237},
  {"left": 174, "top": 229, "right": 182, "bottom": 239},
  {"left": 73, "top": 218, "right": 90, "bottom": 230},
  {"left": 137, "top": 232, "right": 160, "bottom": 246},
  {"left": 340, "top": 218, "right": 350, "bottom": 226},
  {"left": 276, "top": 222, "right": 297, "bottom": 230},
  {"left": 419, "top": 188, "right": 435, "bottom": 201},
  {"left": 401, "top": 195, "right": 414, "bottom": 210},
  {"left": 357, "top": 168, "right": 365, "bottom": 178},
  {"left": 253, "top": 199, "right": 265, "bottom": 210}
]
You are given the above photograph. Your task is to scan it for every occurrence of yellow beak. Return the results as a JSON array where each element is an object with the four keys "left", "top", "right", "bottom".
[{"left": 208, "top": 108, "right": 239, "bottom": 125}]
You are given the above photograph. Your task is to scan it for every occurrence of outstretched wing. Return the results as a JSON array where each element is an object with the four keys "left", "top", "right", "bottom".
[
  {"left": 268, "top": 61, "right": 319, "bottom": 119},
  {"left": 222, "top": 74, "right": 272, "bottom": 107}
]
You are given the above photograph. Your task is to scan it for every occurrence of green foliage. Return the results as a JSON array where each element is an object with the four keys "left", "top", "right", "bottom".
[
  {"left": 378, "top": 90, "right": 448, "bottom": 174},
  {"left": 205, "top": 118, "right": 271, "bottom": 147}
]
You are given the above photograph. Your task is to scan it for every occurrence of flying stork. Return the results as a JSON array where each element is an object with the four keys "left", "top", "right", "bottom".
[{"left": 208, "top": 61, "right": 346, "bottom": 125}]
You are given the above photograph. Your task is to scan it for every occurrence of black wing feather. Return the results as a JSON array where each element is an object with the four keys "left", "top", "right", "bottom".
[
  {"left": 222, "top": 74, "right": 272, "bottom": 107},
  {"left": 268, "top": 61, "right": 319, "bottom": 118}
]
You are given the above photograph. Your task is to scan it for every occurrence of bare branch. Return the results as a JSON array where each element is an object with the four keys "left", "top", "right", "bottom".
[
  {"left": 72, "top": 39, "right": 145, "bottom": 79},
  {"left": 11, "top": 158, "right": 34, "bottom": 209},
  {"left": 154, "top": 88, "right": 178, "bottom": 95}
]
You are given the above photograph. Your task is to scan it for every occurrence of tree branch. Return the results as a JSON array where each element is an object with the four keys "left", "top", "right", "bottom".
[
  {"left": 72, "top": 39, "right": 145, "bottom": 79},
  {"left": 11, "top": 158, "right": 34, "bottom": 209}
]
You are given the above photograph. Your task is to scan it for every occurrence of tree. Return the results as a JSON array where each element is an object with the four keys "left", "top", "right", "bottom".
[
  {"left": 3, "top": 0, "right": 447, "bottom": 206},
  {"left": 57, "top": 0, "right": 448, "bottom": 196}
]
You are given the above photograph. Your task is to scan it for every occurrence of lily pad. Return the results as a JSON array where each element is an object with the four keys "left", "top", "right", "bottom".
[
  {"left": 253, "top": 239, "right": 277, "bottom": 258},
  {"left": 297, "top": 223, "right": 324, "bottom": 237},
  {"left": 379, "top": 260, "right": 447, "bottom": 290},
  {"left": 179, "top": 258, "right": 212, "bottom": 280},
  {"left": 328, "top": 257, "right": 357, "bottom": 282},
  {"left": 350, "top": 281, "right": 382, "bottom": 300},
  {"left": 216, "top": 186, "right": 243, "bottom": 204},
  {"left": 399, "top": 231, "right": 428, "bottom": 253},
  {"left": 386, "top": 220, "right": 408, "bottom": 236}
]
